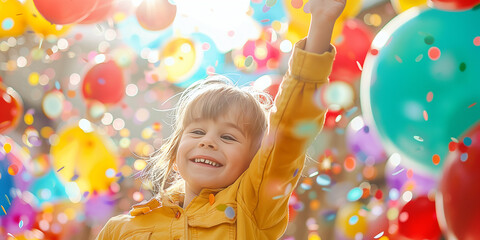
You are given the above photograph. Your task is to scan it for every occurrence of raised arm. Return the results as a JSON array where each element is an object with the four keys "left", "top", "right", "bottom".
[
  {"left": 305, "top": 0, "right": 346, "bottom": 54},
  {"left": 236, "top": 0, "right": 346, "bottom": 234}
]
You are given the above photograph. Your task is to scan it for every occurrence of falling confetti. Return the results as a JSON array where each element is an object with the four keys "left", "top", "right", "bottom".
[
  {"left": 428, "top": 46, "right": 441, "bottom": 60},
  {"left": 374, "top": 231, "right": 384, "bottom": 238},
  {"left": 426, "top": 91, "right": 433, "bottom": 102},
  {"left": 423, "top": 110, "right": 428, "bottom": 121},
  {"left": 432, "top": 154, "right": 441, "bottom": 165},
  {"left": 225, "top": 206, "right": 235, "bottom": 219},
  {"left": 464, "top": 137, "right": 472, "bottom": 146},
  {"left": 209, "top": 194, "right": 215, "bottom": 205},
  {"left": 414, "top": 136, "right": 424, "bottom": 142},
  {"left": 392, "top": 168, "right": 404, "bottom": 176},
  {"left": 468, "top": 102, "right": 477, "bottom": 108},
  {"left": 3, "top": 143, "right": 11, "bottom": 153}
]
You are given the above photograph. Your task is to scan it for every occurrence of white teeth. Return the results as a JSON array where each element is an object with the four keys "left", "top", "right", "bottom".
[{"left": 193, "top": 158, "right": 221, "bottom": 167}]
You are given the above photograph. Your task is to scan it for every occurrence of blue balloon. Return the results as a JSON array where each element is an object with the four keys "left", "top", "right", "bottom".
[
  {"left": 250, "top": 0, "right": 287, "bottom": 27},
  {"left": 0, "top": 156, "right": 14, "bottom": 216},
  {"left": 116, "top": 16, "right": 174, "bottom": 54},
  {"left": 361, "top": 7, "right": 480, "bottom": 174},
  {"left": 29, "top": 169, "right": 69, "bottom": 205},
  {"left": 175, "top": 33, "right": 226, "bottom": 88}
]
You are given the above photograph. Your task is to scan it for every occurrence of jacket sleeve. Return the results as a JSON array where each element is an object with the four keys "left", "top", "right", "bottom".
[{"left": 237, "top": 38, "right": 336, "bottom": 229}]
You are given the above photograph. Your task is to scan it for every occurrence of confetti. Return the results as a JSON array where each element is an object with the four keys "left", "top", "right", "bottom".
[
  {"left": 394, "top": 55, "right": 403, "bottom": 63},
  {"left": 459, "top": 62, "right": 467, "bottom": 72},
  {"left": 474, "top": 36, "right": 480, "bottom": 46},
  {"left": 415, "top": 54, "right": 423, "bottom": 62},
  {"left": 3, "top": 143, "right": 11, "bottom": 153},
  {"left": 406, "top": 169, "right": 413, "bottom": 178},
  {"left": 347, "top": 187, "right": 362, "bottom": 202},
  {"left": 293, "top": 168, "right": 299, "bottom": 177},
  {"left": 272, "top": 195, "right": 284, "bottom": 200},
  {"left": 461, "top": 153, "right": 468, "bottom": 162},
  {"left": 348, "top": 215, "right": 359, "bottom": 225},
  {"left": 291, "top": 0, "right": 303, "bottom": 9},
  {"left": 225, "top": 206, "right": 235, "bottom": 219},
  {"left": 375, "top": 190, "right": 383, "bottom": 199},
  {"left": 423, "top": 110, "right": 428, "bottom": 121},
  {"left": 413, "top": 136, "right": 424, "bottom": 142},
  {"left": 451, "top": 137, "right": 459, "bottom": 143},
  {"left": 308, "top": 171, "right": 318, "bottom": 178},
  {"left": 428, "top": 47, "right": 441, "bottom": 60},
  {"left": 356, "top": 61, "right": 363, "bottom": 71},
  {"left": 374, "top": 232, "right": 384, "bottom": 239},
  {"left": 7, "top": 233, "right": 15, "bottom": 239},
  {"left": 316, "top": 174, "right": 331, "bottom": 186},
  {"left": 57, "top": 166, "right": 65, "bottom": 172},
  {"left": 469, "top": 102, "right": 477, "bottom": 108},
  {"left": 344, "top": 156, "right": 356, "bottom": 172},
  {"left": 19, "top": 220, "right": 23, "bottom": 228},
  {"left": 216, "top": 204, "right": 227, "bottom": 211},
  {"left": 5, "top": 194, "right": 10, "bottom": 205},
  {"left": 432, "top": 154, "right": 441, "bottom": 165},
  {"left": 209, "top": 194, "right": 215, "bottom": 205},
  {"left": 392, "top": 168, "right": 404, "bottom": 176},
  {"left": 463, "top": 137, "right": 472, "bottom": 146},
  {"left": 424, "top": 35, "right": 434, "bottom": 45},
  {"left": 1, "top": 205, "right": 6, "bottom": 215},
  {"left": 426, "top": 91, "right": 433, "bottom": 102}
]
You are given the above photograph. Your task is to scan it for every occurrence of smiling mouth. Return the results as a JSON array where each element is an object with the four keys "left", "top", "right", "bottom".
[{"left": 190, "top": 158, "right": 223, "bottom": 167}]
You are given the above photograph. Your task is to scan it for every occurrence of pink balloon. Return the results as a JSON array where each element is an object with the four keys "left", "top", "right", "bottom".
[
  {"left": 33, "top": 0, "right": 99, "bottom": 24},
  {"left": 135, "top": 0, "right": 177, "bottom": 31},
  {"left": 79, "top": 0, "right": 114, "bottom": 24}
]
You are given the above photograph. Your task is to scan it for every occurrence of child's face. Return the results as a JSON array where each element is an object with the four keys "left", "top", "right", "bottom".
[{"left": 175, "top": 110, "right": 257, "bottom": 194}]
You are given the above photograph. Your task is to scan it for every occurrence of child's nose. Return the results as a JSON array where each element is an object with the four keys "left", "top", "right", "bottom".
[{"left": 198, "top": 139, "right": 217, "bottom": 149}]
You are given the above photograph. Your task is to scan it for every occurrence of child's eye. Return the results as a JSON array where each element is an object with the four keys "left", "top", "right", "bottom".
[
  {"left": 221, "top": 135, "right": 236, "bottom": 141},
  {"left": 191, "top": 130, "right": 205, "bottom": 135}
]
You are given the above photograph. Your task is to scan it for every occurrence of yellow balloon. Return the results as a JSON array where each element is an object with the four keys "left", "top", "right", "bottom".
[
  {"left": 159, "top": 37, "right": 197, "bottom": 83},
  {"left": 24, "top": 0, "right": 71, "bottom": 38},
  {"left": 283, "top": 0, "right": 362, "bottom": 43},
  {"left": 0, "top": 0, "right": 27, "bottom": 38},
  {"left": 51, "top": 124, "right": 119, "bottom": 193},
  {"left": 391, "top": 0, "right": 427, "bottom": 13},
  {"left": 335, "top": 202, "right": 368, "bottom": 238}
]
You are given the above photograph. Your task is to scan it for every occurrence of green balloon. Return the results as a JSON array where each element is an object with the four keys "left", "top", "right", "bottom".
[{"left": 360, "top": 7, "right": 480, "bottom": 174}]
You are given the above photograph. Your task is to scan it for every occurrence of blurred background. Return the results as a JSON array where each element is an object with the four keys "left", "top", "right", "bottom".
[{"left": 1, "top": 0, "right": 480, "bottom": 239}]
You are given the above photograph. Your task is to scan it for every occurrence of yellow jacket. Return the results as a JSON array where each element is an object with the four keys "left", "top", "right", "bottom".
[{"left": 96, "top": 39, "right": 335, "bottom": 240}]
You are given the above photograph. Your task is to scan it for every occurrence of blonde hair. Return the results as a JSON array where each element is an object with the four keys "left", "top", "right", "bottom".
[{"left": 140, "top": 75, "right": 273, "bottom": 200}]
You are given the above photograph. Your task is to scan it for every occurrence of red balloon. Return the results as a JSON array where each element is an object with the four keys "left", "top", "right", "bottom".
[
  {"left": 82, "top": 60, "right": 125, "bottom": 105},
  {"left": 438, "top": 122, "right": 480, "bottom": 240},
  {"left": 0, "top": 84, "right": 23, "bottom": 134},
  {"left": 79, "top": 0, "right": 114, "bottom": 24},
  {"left": 329, "top": 19, "right": 374, "bottom": 83},
  {"left": 135, "top": 0, "right": 177, "bottom": 31},
  {"left": 428, "top": 0, "right": 480, "bottom": 10},
  {"left": 32, "top": 0, "right": 98, "bottom": 24},
  {"left": 398, "top": 196, "right": 442, "bottom": 240}
]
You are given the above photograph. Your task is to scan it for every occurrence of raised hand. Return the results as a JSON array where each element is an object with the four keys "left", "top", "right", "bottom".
[{"left": 304, "top": 0, "right": 347, "bottom": 54}]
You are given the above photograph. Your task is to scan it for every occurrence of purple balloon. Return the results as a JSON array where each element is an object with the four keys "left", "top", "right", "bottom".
[
  {"left": 346, "top": 116, "right": 386, "bottom": 164},
  {"left": 85, "top": 194, "right": 116, "bottom": 227},
  {"left": 385, "top": 156, "right": 438, "bottom": 196}
]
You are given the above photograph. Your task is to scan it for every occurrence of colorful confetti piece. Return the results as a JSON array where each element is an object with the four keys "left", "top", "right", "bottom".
[
  {"left": 432, "top": 154, "right": 441, "bottom": 165},
  {"left": 209, "top": 194, "right": 215, "bottom": 205}
]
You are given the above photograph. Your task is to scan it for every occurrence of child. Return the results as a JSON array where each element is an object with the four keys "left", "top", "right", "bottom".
[{"left": 96, "top": 0, "right": 346, "bottom": 239}]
